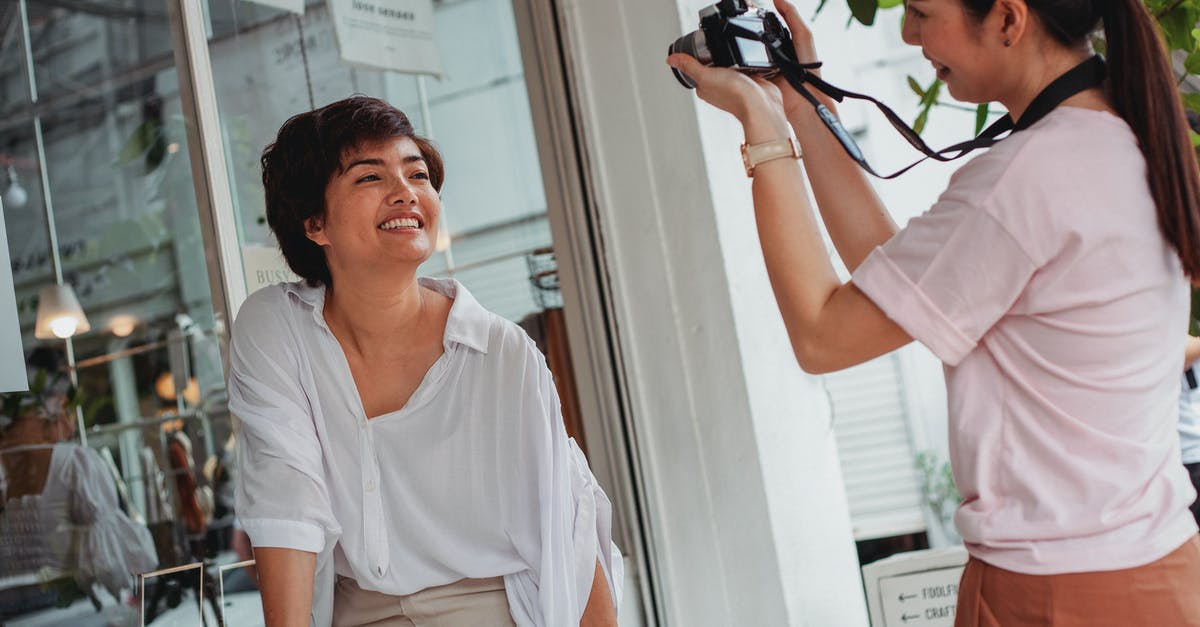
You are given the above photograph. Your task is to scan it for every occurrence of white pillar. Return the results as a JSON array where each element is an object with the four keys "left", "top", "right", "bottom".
[{"left": 556, "top": 0, "right": 869, "bottom": 624}]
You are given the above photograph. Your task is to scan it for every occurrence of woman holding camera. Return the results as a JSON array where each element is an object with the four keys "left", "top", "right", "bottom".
[
  {"left": 669, "top": 0, "right": 1200, "bottom": 623},
  {"left": 229, "top": 96, "right": 620, "bottom": 627}
]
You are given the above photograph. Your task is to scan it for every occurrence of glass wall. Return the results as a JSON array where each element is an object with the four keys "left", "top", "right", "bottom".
[
  {"left": 205, "top": 0, "right": 556, "bottom": 321},
  {"left": 0, "top": 0, "right": 231, "bottom": 623},
  {"left": 1, "top": 0, "right": 608, "bottom": 624}
]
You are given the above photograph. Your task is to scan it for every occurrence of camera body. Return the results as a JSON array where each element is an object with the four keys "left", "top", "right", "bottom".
[{"left": 669, "top": 0, "right": 790, "bottom": 89}]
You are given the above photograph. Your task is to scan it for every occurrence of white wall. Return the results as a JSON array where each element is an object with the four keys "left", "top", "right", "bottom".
[
  {"left": 557, "top": 0, "right": 1004, "bottom": 623},
  {"left": 557, "top": 0, "right": 870, "bottom": 624}
]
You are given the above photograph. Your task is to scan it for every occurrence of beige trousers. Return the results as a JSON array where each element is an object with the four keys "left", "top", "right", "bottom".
[{"left": 332, "top": 575, "right": 519, "bottom": 627}]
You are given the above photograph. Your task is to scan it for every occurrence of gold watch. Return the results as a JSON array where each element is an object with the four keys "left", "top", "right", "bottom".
[{"left": 740, "top": 136, "right": 802, "bottom": 177}]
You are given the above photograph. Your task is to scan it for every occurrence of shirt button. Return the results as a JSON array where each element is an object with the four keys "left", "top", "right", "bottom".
[{"left": 365, "top": 480, "right": 377, "bottom": 492}]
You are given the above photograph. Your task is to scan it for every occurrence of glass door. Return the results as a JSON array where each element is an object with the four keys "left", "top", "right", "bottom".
[{"left": 0, "top": 0, "right": 233, "bottom": 623}]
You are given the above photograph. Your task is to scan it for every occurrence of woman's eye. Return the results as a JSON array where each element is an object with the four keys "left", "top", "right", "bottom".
[
  {"left": 411, "top": 172, "right": 429, "bottom": 180},
  {"left": 356, "top": 174, "right": 380, "bottom": 183},
  {"left": 906, "top": 5, "right": 925, "bottom": 18}
]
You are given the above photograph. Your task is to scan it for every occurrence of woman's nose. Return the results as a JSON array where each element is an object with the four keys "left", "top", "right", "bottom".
[
  {"left": 389, "top": 179, "right": 417, "bottom": 204},
  {"left": 900, "top": 15, "right": 919, "bottom": 45}
]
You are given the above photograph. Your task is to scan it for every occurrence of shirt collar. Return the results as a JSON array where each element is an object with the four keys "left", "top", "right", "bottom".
[{"left": 282, "top": 277, "right": 490, "bottom": 354}]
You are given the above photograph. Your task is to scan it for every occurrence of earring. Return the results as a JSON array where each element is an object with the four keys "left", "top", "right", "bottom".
[{"left": 1004, "top": 39, "right": 1012, "bottom": 47}]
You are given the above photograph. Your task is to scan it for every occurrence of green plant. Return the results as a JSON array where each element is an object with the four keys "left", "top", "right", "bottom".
[
  {"left": 825, "top": 0, "right": 1200, "bottom": 137},
  {"left": 915, "top": 450, "right": 961, "bottom": 537}
]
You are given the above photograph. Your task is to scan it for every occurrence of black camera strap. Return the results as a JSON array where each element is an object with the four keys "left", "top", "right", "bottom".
[{"left": 737, "top": 22, "right": 1107, "bottom": 178}]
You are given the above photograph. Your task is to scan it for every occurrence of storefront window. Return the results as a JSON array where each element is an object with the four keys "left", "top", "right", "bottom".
[
  {"left": 1, "top": 0, "right": 230, "bottom": 623},
  {"left": 206, "top": 0, "right": 555, "bottom": 321}
]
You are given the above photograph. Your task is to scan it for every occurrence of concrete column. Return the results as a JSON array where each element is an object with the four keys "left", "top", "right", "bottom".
[{"left": 556, "top": 0, "right": 869, "bottom": 624}]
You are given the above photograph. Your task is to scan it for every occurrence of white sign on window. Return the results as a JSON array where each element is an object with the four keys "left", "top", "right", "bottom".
[
  {"left": 0, "top": 199, "right": 28, "bottom": 392},
  {"left": 327, "top": 0, "right": 442, "bottom": 76},
  {"left": 242, "top": 244, "right": 300, "bottom": 294}
]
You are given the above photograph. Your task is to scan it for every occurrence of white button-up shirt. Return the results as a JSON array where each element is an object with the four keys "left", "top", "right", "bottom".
[{"left": 229, "top": 278, "right": 621, "bottom": 626}]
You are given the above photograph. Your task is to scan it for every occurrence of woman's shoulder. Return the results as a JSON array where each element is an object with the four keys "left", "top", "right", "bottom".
[
  {"left": 233, "top": 281, "right": 321, "bottom": 337},
  {"left": 946, "top": 108, "right": 1140, "bottom": 203}
]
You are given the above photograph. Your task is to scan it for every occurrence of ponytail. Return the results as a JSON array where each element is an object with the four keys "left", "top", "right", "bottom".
[
  {"left": 1103, "top": 0, "right": 1200, "bottom": 277},
  {"left": 959, "top": 0, "right": 1200, "bottom": 276}
]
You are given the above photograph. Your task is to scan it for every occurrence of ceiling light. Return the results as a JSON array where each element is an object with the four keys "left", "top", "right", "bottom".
[
  {"left": 34, "top": 284, "right": 91, "bottom": 340},
  {"left": 109, "top": 314, "right": 138, "bottom": 338}
]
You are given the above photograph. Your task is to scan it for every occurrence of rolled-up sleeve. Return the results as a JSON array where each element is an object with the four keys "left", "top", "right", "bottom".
[
  {"left": 853, "top": 198, "right": 1039, "bottom": 367},
  {"left": 229, "top": 290, "right": 339, "bottom": 553}
]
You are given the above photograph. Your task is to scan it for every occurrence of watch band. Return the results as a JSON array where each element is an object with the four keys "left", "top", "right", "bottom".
[{"left": 740, "top": 136, "right": 802, "bottom": 177}]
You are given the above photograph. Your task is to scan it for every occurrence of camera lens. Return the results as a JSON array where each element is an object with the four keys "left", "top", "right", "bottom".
[{"left": 669, "top": 31, "right": 711, "bottom": 89}]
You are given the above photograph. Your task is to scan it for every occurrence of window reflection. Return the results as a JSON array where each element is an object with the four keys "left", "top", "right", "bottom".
[{"left": 0, "top": 0, "right": 233, "bottom": 623}]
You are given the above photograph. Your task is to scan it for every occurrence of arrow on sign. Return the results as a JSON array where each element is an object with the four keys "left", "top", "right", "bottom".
[
  {"left": 901, "top": 613, "right": 921, "bottom": 623},
  {"left": 899, "top": 593, "right": 918, "bottom": 602}
]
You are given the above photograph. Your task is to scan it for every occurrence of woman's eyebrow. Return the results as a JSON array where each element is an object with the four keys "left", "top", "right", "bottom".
[{"left": 341, "top": 155, "right": 425, "bottom": 173}]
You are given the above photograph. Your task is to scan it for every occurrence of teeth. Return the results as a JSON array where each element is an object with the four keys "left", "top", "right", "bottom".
[{"left": 379, "top": 217, "right": 420, "bottom": 230}]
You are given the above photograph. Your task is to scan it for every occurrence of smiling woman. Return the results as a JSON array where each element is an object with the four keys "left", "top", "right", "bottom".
[
  {"left": 231, "top": 96, "right": 622, "bottom": 627},
  {"left": 668, "top": 0, "right": 1200, "bottom": 623}
]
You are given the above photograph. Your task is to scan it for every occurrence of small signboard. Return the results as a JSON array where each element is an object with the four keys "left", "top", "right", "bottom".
[
  {"left": 862, "top": 546, "right": 969, "bottom": 627},
  {"left": 878, "top": 565, "right": 964, "bottom": 626},
  {"left": 0, "top": 198, "right": 27, "bottom": 392},
  {"left": 327, "top": 0, "right": 442, "bottom": 76}
]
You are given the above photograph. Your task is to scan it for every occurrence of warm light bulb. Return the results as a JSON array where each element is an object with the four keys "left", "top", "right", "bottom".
[
  {"left": 110, "top": 315, "right": 137, "bottom": 337},
  {"left": 49, "top": 316, "right": 78, "bottom": 339}
]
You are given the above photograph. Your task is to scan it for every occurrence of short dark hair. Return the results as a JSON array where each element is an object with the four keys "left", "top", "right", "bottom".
[{"left": 260, "top": 95, "right": 445, "bottom": 287}]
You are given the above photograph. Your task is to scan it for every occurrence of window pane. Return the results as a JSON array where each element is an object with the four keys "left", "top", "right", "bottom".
[{"left": 0, "top": 1, "right": 228, "bottom": 622}]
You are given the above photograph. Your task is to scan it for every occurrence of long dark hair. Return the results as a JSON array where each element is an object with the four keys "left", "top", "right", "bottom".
[{"left": 961, "top": 0, "right": 1200, "bottom": 277}]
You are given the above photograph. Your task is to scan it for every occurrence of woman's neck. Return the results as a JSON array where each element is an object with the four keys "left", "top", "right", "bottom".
[
  {"left": 322, "top": 272, "right": 429, "bottom": 357},
  {"left": 1000, "top": 48, "right": 1108, "bottom": 122}
]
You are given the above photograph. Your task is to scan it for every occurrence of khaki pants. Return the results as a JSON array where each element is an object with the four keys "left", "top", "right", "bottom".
[
  {"left": 332, "top": 575, "right": 518, "bottom": 627},
  {"left": 955, "top": 535, "right": 1200, "bottom": 626}
]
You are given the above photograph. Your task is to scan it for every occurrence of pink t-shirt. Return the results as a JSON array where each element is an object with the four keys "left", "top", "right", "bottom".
[{"left": 853, "top": 106, "right": 1198, "bottom": 574}]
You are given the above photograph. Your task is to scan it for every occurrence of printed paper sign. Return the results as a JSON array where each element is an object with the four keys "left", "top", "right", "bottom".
[
  {"left": 244, "top": 0, "right": 305, "bottom": 15},
  {"left": 0, "top": 200, "right": 27, "bottom": 392},
  {"left": 328, "top": 0, "right": 443, "bottom": 76},
  {"left": 241, "top": 244, "right": 300, "bottom": 293}
]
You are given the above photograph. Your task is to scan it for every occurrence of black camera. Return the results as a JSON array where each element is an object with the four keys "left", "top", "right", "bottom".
[{"left": 669, "top": 0, "right": 791, "bottom": 89}]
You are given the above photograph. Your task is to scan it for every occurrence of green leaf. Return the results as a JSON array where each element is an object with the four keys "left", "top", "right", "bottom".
[
  {"left": 1158, "top": 5, "right": 1200, "bottom": 52},
  {"left": 847, "top": 0, "right": 878, "bottom": 26},
  {"left": 1186, "top": 50, "right": 1200, "bottom": 76},
  {"left": 907, "top": 75, "right": 925, "bottom": 98},
  {"left": 1183, "top": 93, "right": 1200, "bottom": 115},
  {"left": 878, "top": 0, "right": 904, "bottom": 8},
  {"left": 975, "top": 103, "right": 990, "bottom": 135},
  {"left": 914, "top": 105, "right": 931, "bottom": 135},
  {"left": 1192, "top": 288, "right": 1200, "bottom": 333},
  {"left": 814, "top": 0, "right": 829, "bottom": 17},
  {"left": 1190, "top": 129, "right": 1200, "bottom": 148},
  {"left": 919, "top": 78, "right": 942, "bottom": 107}
]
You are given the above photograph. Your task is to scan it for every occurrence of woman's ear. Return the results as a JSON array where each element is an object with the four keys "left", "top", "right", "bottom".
[
  {"left": 304, "top": 216, "right": 329, "bottom": 246},
  {"left": 992, "top": 0, "right": 1029, "bottom": 48}
]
